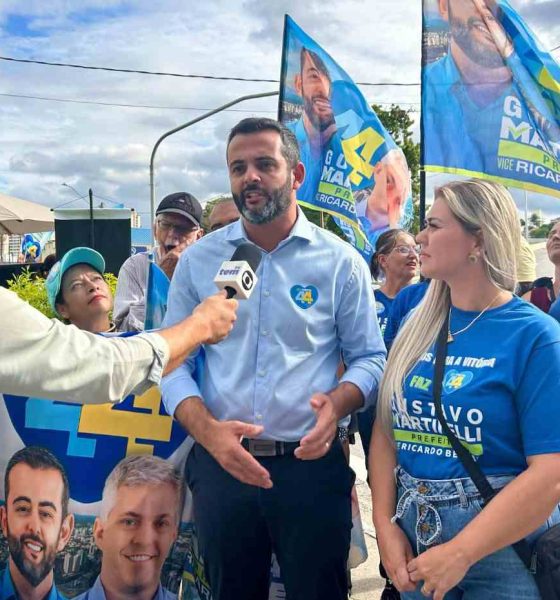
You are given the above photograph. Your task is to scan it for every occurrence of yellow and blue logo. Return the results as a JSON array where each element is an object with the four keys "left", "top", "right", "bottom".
[
  {"left": 443, "top": 370, "right": 474, "bottom": 394},
  {"left": 290, "top": 285, "right": 318, "bottom": 309}
]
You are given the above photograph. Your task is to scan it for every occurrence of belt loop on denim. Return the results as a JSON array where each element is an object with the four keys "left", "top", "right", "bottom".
[
  {"left": 392, "top": 484, "right": 443, "bottom": 553},
  {"left": 455, "top": 478, "right": 468, "bottom": 508}
]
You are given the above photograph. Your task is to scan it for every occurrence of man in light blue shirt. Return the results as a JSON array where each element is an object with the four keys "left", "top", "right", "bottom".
[{"left": 161, "top": 117, "right": 385, "bottom": 600}]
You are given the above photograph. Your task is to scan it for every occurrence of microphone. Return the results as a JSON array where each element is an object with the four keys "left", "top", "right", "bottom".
[{"left": 214, "top": 243, "right": 263, "bottom": 299}]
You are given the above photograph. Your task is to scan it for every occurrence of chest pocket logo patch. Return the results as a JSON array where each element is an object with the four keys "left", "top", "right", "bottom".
[
  {"left": 290, "top": 285, "right": 318, "bottom": 309},
  {"left": 443, "top": 370, "right": 474, "bottom": 394}
]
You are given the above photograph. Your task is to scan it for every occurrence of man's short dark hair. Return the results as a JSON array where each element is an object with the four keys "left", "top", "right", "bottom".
[
  {"left": 227, "top": 118, "right": 300, "bottom": 169},
  {"left": 300, "top": 47, "right": 332, "bottom": 83},
  {"left": 5, "top": 447, "right": 70, "bottom": 519}
]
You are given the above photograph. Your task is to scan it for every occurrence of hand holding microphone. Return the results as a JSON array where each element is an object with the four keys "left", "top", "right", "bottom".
[{"left": 192, "top": 291, "right": 238, "bottom": 344}]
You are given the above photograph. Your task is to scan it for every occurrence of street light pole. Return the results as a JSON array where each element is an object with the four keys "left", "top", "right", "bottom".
[
  {"left": 149, "top": 90, "right": 279, "bottom": 227},
  {"left": 61, "top": 182, "right": 85, "bottom": 199},
  {"left": 524, "top": 190, "right": 529, "bottom": 240}
]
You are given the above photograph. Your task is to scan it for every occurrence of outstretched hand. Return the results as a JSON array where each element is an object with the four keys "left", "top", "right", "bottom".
[
  {"left": 205, "top": 420, "right": 273, "bottom": 488},
  {"left": 295, "top": 393, "right": 338, "bottom": 460}
]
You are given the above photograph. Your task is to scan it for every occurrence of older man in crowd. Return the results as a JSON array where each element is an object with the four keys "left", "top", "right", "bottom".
[
  {"left": 114, "top": 192, "right": 203, "bottom": 332},
  {"left": 207, "top": 195, "right": 240, "bottom": 233}
]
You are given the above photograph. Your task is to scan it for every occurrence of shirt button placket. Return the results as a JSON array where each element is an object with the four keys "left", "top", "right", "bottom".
[{"left": 255, "top": 256, "right": 270, "bottom": 426}]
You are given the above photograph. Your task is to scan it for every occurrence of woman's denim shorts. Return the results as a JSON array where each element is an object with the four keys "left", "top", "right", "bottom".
[{"left": 394, "top": 466, "right": 560, "bottom": 599}]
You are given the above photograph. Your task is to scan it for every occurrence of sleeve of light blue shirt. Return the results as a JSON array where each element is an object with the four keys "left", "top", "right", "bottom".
[
  {"left": 337, "top": 254, "right": 386, "bottom": 409},
  {"left": 160, "top": 253, "right": 203, "bottom": 417}
]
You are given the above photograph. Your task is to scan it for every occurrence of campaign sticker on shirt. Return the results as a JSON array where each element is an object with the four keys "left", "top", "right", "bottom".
[
  {"left": 443, "top": 370, "right": 474, "bottom": 394},
  {"left": 290, "top": 285, "right": 318, "bottom": 309},
  {"left": 376, "top": 301, "right": 386, "bottom": 315}
]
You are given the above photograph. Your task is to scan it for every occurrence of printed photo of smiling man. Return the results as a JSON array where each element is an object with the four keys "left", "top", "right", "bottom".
[
  {"left": 0, "top": 446, "right": 74, "bottom": 600},
  {"left": 76, "top": 455, "right": 184, "bottom": 600}
]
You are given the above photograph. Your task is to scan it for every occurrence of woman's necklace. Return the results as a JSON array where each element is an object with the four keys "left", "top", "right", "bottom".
[{"left": 447, "top": 291, "right": 503, "bottom": 343}]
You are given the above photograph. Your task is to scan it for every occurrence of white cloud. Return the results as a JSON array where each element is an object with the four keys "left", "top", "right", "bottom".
[{"left": 0, "top": 0, "right": 558, "bottom": 228}]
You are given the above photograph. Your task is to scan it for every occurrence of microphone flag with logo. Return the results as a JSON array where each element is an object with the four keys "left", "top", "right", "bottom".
[{"left": 214, "top": 242, "right": 262, "bottom": 299}]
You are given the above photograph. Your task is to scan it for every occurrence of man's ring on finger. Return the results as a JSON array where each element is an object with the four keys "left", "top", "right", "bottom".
[{"left": 421, "top": 586, "right": 432, "bottom": 597}]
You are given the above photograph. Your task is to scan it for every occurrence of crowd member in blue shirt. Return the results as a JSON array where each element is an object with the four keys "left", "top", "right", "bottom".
[
  {"left": 357, "top": 228, "right": 418, "bottom": 600},
  {"left": 161, "top": 117, "right": 385, "bottom": 600},
  {"left": 1, "top": 447, "right": 74, "bottom": 600},
  {"left": 370, "top": 229, "right": 419, "bottom": 339},
  {"left": 370, "top": 179, "right": 560, "bottom": 600},
  {"left": 384, "top": 280, "right": 430, "bottom": 352},
  {"left": 358, "top": 228, "right": 419, "bottom": 459}
]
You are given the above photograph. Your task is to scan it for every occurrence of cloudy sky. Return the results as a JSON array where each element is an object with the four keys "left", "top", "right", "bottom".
[{"left": 0, "top": 0, "right": 559, "bottom": 225}]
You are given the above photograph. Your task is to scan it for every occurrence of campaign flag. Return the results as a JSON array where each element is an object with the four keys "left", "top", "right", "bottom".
[
  {"left": 422, "top": 0, "right": 560, "bottom": 197},
  {"left": 279, "top": 15, "right": 413, "bottom": 258},
  {"left": 0, "top": 362, "right": 205, "bottom": 598},
  {"left": 145, "top": 256, "right": 170, "bottom": 329}
]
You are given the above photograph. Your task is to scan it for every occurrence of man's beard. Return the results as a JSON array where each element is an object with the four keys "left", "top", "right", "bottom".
[
  {"left": 7, "top": 530, "right": 59, "bottom": 587},
  {"left": 233, "top": 176, "right": 293, "bottom": 225},
  {"left": 450, "top": 16, "right": 505, "bottom": 69},
  {"left": 303, "top": 94, "right": 335, "bottom": 132}
]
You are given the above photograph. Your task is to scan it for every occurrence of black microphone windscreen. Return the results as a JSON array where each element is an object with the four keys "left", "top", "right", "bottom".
[{"left": 230, "top": 243, "right": 262, "bottom": 273}]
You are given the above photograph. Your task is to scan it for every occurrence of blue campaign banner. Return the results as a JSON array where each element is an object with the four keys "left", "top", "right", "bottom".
[
  {"left": 422, "top": 0, "right": 560, "bottom": 197},
  {"left": 145, "top": 258, "right": 170, "bottom": 329},
  {"left": 0, "top": 385, "right": 196, "bottom": 598},
  {"left": 279, "top": 15, "right": 413, "bottom": 259}
]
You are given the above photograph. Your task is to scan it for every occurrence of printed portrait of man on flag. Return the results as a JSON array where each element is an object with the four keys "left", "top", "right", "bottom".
[
  {"left": 422, "top": 0, "right": 560, "bottom": 197},
  {"left": 279, "top": 16, "right": 413, "bottom": 258}
]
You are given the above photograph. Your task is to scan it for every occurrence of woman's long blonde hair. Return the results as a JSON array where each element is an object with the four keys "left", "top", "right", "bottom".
[{"left": 377, "top": 179, "right": 521, "bottom": 431}]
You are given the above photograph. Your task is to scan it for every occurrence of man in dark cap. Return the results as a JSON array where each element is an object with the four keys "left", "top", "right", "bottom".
[{"left": 114, "top": 192, "right": 203, "bottom": 332}]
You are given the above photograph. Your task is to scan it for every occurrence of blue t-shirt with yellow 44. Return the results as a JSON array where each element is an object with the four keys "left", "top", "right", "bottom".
[{"left": 394, "top": 296, "right": 560, "bottom": 480}]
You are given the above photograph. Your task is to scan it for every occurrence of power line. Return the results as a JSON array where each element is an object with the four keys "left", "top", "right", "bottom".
[
  {"left": 0, "top": 91, "right": 419, "bottom": 112},
  {"left": 0, "top": 92, "right": 277, "bottom": 112},
  {"left": 0, "top": 55, "right": 421, "bottom": 87}
]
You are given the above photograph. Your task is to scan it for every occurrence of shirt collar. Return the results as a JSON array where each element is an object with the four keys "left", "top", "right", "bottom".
[
  {"left": 90, "top": 576, "right": 167, "bottom": 600},
  {"left": 224, "top": 207, "right": 313, "bottom": 247},
  {"left": 441, "top": 52, "right": 462, "bottom": 85},
  {"left": 1, "top": 568, "right": 14, "bottom": 597},
  {"left": 2, "top": 567, "right": 60, "bottom": 600}
]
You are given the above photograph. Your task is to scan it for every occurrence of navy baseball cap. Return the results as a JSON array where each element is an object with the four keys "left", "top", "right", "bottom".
[{"left": 156, "top": 192, "right": 202, "bottom": 227}]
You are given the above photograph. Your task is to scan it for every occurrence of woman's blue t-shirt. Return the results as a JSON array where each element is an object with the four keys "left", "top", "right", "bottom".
[
  {"left": 374, "top": 289, "right": 394, "bottom": 339},
  {"left": 394, "top": 296, "right": 560, "bottom": 480}
]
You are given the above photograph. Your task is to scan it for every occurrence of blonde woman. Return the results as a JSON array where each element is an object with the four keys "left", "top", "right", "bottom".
[{"left": 370, "top": 179, "right": 560, "bottom": 600}]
